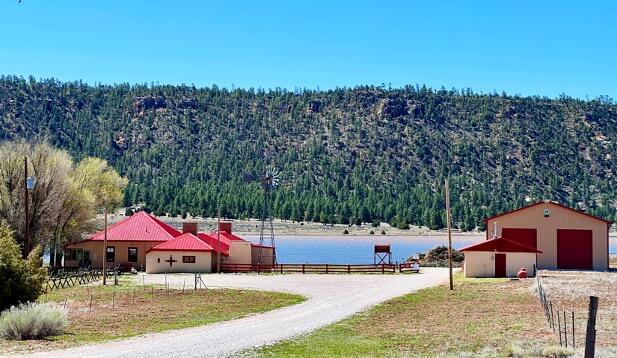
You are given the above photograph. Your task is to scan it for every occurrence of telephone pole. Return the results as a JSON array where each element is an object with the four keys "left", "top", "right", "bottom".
[
  {"left": 217, "top": 203, "right": 221, "bottom": 273},
  {"left": 445, "top": 178, "right": 453, "bottom": 290},
  {"left": 24, "top": 157, "right": 29, "bottom": 257}
]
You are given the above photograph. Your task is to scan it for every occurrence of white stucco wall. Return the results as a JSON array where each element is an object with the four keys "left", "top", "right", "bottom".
[
  {"left": 145, "top": 251, "right": 212, "bottom": 273},
  {"left": 464, "top": 251, "right": 536, "bottom": 278}
]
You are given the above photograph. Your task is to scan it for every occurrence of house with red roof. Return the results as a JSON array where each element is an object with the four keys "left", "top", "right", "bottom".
[
  {"left": 145, "top": 232, "right": 214, "bottom": 273},
  {"left": 64, "top": 212, "right": 274, "bottom": 273}
]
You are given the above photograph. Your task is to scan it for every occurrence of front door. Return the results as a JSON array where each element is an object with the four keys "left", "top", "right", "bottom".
[{"left": 495, "top": 253, "right": 506, "bottom": 277}]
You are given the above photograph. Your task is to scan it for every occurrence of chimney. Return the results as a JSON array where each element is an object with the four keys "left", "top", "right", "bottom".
[
  {"left": 183, "top": 222, "right": 198, "bottom": 235},
  {"left": 218, "top": 221, "right": 232, "bottom": 233}
]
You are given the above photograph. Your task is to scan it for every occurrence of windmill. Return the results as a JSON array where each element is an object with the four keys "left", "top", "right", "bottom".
[
  {"left": 257, "top": 165, "right": 279, "bottom": 265},
  {"left": 243, "top": 162, "right": 280, "bottom": 265}
]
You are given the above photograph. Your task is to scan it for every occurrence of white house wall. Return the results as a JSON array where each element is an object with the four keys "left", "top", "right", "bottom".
[{"left": 146, "top": 251, "right": 212, "bottom": 273}]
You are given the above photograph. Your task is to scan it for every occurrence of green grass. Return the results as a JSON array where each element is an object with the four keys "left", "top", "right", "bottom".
[
  {"left": 1, "top": 276, "right": 304, "bottom": 354},
  {"left": 255, "top": 275, "right": 556, "bottom": 357}
]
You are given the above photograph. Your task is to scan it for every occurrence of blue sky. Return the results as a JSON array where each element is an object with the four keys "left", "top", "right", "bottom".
[{"left": 1, "top": 1, "right": 616, "bottom": 98}]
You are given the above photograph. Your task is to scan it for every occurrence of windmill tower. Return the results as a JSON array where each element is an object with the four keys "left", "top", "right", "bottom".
[{"left": 258, "top": 165, "right": 279, "bottom": 265}]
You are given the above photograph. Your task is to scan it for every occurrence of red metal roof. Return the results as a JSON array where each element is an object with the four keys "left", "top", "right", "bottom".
[
  {"left": 85, "top": 211, "right": 182, "bottom": 242},
  {"left": 147, "top": 233, "right": 214, "bottom": 253},
  {"left": 460, "top": 237, "right": 542, "bottom": 253},
  {"left": 214, "top": 230, "right": 248, "bottom": 242},
  {"left": 484, "top": 200, "right": 613, "bottom": 224},
  {"left": 197, "top": 233, "right": 231, "bottom": 256}
]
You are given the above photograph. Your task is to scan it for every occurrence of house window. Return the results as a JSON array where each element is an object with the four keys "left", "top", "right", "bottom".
[
  {"left": 106, "top": 246, "right": 115, "bottom": 262},
  {"left": 128, "top": 247, "right": 138, "bottom": 263},
  {"left": 65, "top": 249, "right": 82, "bottom": 261},
  {"left": 182, "top": 256, "right": 196, "bottom": 263}
]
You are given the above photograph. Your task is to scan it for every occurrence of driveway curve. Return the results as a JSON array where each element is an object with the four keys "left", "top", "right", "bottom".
[{"left": 22, "top": 268, "right": 448, "bottom": 358}]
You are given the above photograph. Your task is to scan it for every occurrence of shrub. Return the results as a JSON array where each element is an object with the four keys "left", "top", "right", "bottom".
[
  {"left": 0, "top": 303, "right": 67, "bottom": 340},
  {"left": 371, "top": 220, "right": 381, "bottom": 228},
  {"left": 343, "top": 229, "right": 349, "bottom": 234},
  {"left": 381, "top": 230, "right": 386, "bottom": 235},
  {"left": 541, "top": 345, "right": 575, "bottom": 358},
  {"left": 369, "top": 230, "right": 374, "bottom": 235},
  {"left": 0, "top": 224, "right": 48, "bottom": 311}
]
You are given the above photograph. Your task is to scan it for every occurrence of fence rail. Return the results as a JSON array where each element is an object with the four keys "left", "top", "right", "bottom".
[
  {"left": 45, "top": 270, "right": 103, "bottom": 291},
  {"left": 220, "top": 263, "right": 422, "bottom": 274}
]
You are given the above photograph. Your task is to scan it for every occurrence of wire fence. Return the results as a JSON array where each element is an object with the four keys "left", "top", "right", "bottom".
[{"left": 536, "top": 274, "right": 578, "bottom": 349}]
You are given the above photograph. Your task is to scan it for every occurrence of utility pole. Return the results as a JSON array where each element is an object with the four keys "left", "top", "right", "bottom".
[
  {"left": 445, "top": 178, "right": 453, "bottom": 291},
  {"left": 102, "top": 206, "right": 108, "bottom": 285},
  {"left": 24, "top": 156, "right": 29, "bottom": 257},
  {"left": 217, "top": 203, "right": 221, "bottom": 274}
]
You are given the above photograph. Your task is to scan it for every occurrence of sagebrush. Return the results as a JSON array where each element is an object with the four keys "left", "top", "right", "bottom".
[{"left": 0, "top": 303, "right": 68, "bottom": 340}]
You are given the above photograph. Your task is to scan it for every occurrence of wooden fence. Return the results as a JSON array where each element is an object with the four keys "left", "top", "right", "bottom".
[
  {"left": 220, "top": 263, "right": 420, "bottom": 274},
  {"left": 45, "top": 270, "right": 103, "bottom": 291}
]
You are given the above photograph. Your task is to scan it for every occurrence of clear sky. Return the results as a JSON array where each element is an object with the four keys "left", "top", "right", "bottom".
[{"left": 1, "top": 1, "right": 616, "bottom": 99}]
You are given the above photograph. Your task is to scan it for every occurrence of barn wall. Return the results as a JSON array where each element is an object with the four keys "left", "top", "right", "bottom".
[
  {"left": 464, "top": 251, "right": 536, "bottom": 278},
  {"left": 145, "top": 251, "right": 212, "bottom": 273},
  {"left": 486, "top": 202, "right": 608, "bottom": 270},
  {"left": 65, "top": 240, "right": 163, "bottom": 270}
]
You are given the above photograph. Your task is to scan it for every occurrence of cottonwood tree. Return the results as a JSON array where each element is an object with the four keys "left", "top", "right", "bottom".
[
  {"left": 0, "top": 141, "right": 74, "bottom": 257},
  {"left": 0, "top": 140, "right": 125, "bottom": 262},
  {"left": 74, "top": 157, "right": 127, "bottom": 283}
]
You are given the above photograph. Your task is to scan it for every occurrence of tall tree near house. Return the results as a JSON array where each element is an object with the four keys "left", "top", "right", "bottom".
[
  {"left": 49, "top": 176, "right": 96, "bottom": 267},
  {"left": 74, "top": 157, "right": 127, "bottom": 284},
  {"left": 0, "top": 141, "right": 73, "bottom": 257}
]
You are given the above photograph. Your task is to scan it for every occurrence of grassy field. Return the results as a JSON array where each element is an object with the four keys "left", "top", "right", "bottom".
[
  {"left": 0, "top": 277, "right": 304, "bottom": 354},
  {"left": 538, "top": 270, "right": 617, "bottom": 356},
  {"left": 255, "top": 275, "right": 558, "bottom": 357}
]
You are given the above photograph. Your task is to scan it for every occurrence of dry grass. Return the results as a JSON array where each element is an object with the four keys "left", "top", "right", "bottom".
[
  {"left": 537, "top": 270, "right": 617, "bottom": 352},
  {"left": 257, "top": 275, "right": 557, "bottom": 357},
  {"left": 0, "top": 280, "right": 303, "bottom": 354}
]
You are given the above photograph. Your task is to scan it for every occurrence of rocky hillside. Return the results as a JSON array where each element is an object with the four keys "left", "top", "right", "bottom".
[{"left": 1, "top": 75, "right": 616, "bottom": 229}]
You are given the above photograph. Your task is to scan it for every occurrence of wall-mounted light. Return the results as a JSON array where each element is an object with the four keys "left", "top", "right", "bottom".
[{"left": 543, "top": 208, "right": 550, "bottom": 217}]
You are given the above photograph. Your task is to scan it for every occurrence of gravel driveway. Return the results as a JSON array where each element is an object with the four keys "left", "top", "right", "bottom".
[{"left": 22, "top": 268, "right": 448, "bottom": 358}]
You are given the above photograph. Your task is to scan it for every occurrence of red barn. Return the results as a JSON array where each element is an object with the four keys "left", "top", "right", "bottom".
[{"left": 484, "top": 200, "right": 611, "bottom": 271}]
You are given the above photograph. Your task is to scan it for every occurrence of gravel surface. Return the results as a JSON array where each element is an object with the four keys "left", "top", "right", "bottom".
[{"left": 20, "top": 269, "right": 448, "bottom": 358}]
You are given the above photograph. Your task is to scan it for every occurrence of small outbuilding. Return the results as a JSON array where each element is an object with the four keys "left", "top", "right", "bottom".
[
  {"left": 461, "top": 237, "right": 542, "bottom": 278},
  {"left": 145, "top": 233, "right": 214, "bottom": 273}
]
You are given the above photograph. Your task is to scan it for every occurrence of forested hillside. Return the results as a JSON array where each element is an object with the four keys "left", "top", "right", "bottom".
[{"left": 1, "top": 75, "right": 616, "bottom": 230}]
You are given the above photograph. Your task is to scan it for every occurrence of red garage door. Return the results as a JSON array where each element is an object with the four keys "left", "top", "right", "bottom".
[
  {"left": 502, "top": 228, "right": 537, "bottom": 249},
  {"left": 557, "top": 229, "right": 592, "bottom": 270}
]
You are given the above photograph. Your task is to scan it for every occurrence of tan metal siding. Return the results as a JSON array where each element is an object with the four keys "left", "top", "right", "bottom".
[{"left": 486, "top": 202, "right": 608, "bottom": 270}]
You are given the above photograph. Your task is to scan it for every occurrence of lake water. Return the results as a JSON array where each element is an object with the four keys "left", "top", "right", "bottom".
[{"left": 243, "top": 234, "right": 617, "bottom": 264}]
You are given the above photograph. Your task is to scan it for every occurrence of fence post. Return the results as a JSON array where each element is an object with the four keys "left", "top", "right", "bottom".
[
  {"left": 584, "top": 296, "right": 599, "bottom": 358},
  {"left": 557, "top": 310, "right": 562, "bottom": 346},
  {"left": 302, "top": 264, "right": 305, "bottom": 274},
  {"left": 348, "top": 264, "right": 350, "bottom": 274},
  {"left": 280, "top": 263, "right": 283, "bottom": 274},
  {"left": 325, "top": 264, "right": 328, "bottom": 274},
  {"left": 550, "top": 301, "right": 555, "bottom": 330},
  {"left": 564, "top": 310, "right": 568, "bottom": 347},
  {"left": 381, "top": 263, "right": 385, "bottom": 274},
  {"left": 572, "top": 311, "right": 575, "bottom": 349}
]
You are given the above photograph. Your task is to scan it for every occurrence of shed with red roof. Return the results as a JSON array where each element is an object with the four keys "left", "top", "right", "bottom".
[{"left": 460, "top": 237, "right": 542, "bottom": 278}]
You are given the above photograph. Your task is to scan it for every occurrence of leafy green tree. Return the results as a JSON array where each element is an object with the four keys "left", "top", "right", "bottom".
[{"left": 0, "top": 224, "right": 47, "bottom": 311}]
